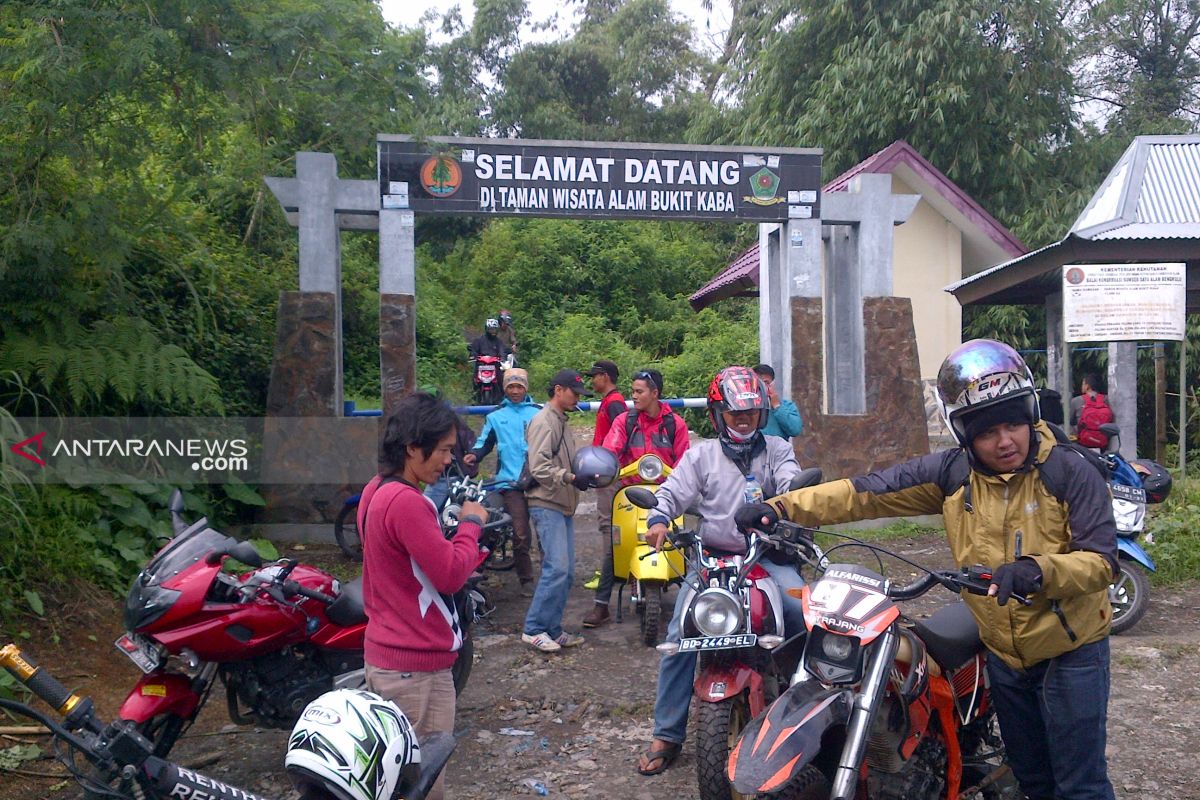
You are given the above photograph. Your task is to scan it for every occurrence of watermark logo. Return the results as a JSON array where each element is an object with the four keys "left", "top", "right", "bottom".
[{"left": 10, "top": 431, "right": 47, "bottom": 467}]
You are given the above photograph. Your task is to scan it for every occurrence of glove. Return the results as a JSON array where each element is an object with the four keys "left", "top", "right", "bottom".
[
  {"left": 572, "top": 473, "right": 594, "bottom": 491},
  {"left": 990, "top": 558, "right": 1042, "bottom": 606},
  {"left": 734, "top": 502, "right": 779, "bottom": 533}
]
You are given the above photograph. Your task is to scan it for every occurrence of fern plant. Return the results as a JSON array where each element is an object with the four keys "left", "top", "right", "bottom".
[{"left": 0, "top": 317, "right": 224, "bottom": 415}]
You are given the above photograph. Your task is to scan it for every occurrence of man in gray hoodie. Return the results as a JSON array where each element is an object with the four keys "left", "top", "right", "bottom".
[{"left": 636, "top": 366, "right": 807, "bottom": 776}]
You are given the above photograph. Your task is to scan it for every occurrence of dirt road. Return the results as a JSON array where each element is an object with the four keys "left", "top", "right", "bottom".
[{"left": 6, "top": 495, "right": 1199, "bottom": 800}]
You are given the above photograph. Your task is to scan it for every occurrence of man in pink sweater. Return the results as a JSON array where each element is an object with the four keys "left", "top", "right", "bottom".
[{"left": 359, "top": 392, "right": 486, "bottom": 800}]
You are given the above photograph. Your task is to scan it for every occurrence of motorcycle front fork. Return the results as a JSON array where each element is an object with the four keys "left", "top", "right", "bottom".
[{"left": 831, "top": 627, "right": 900, "bottom": 800}]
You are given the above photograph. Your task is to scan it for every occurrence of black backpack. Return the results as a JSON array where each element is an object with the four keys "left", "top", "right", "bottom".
[
  {"left": 941, "top": 422, "right": 1110, "bottom": 511},
  {"left": 621, "top": 410, "right": 678, "bottom": 460}
]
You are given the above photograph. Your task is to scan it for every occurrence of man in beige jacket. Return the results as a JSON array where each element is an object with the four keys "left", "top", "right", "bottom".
[{"left": 522, "top": 369, "right": 593, "bottom": 652}]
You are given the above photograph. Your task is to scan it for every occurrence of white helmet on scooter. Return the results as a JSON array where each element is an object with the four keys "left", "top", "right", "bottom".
[{"left": 285, "top": 689, "right": 420, "bottom": 800}]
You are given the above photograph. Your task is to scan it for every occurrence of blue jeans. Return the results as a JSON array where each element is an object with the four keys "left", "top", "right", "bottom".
[
  {"left": 524, "top": 508, "right": 575, "bottom": 639},
  {"left": 652, "top": 560, "right": 806, "bottom": 744},
  {"left": 987, "top": 638, "right": 1116, "bottom": 800},
  {"left": 423, "top": 476, "right": 450, "bottom": 512}
]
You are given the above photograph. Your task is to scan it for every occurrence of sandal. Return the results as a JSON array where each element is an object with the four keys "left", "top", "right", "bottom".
[{"left": 636, "top": 740, "right": 681, "bottom": 776}]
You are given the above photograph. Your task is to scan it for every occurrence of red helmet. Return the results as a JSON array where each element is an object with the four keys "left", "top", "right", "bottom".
[{"left": 707, "top": 366, "right": 768, "bottom": 437}]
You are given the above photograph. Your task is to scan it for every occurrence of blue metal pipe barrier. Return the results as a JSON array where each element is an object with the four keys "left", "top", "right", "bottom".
[{"left": 344, "top": 398, "right": 708, "bottom": 417}]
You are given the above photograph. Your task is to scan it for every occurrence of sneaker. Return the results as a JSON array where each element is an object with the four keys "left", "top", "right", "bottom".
[
  {"left": 520, "top": 579, "right": 535, "bottom": 598},
  {"left": 555, "top": 632, "right": 585, "bottom": 648},
  {"left": 581, "top": 604, "right": 611, "bottom": 628},
  {"left": 522, "top": 632, "right": 561, "bottom": 652},
  {"left": 583, "top": 570, "right": 601, "bottom": 590}
]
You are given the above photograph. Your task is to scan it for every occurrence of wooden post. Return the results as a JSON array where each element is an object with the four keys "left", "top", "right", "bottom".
[
  {"left": 1181, "top": 338, "right": 1188, "bottom": 474},
  {"left": 1155, "top": 342, "right": 1167, "bottom": 463}
]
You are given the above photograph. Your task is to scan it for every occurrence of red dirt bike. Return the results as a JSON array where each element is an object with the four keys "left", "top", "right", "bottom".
[
  {"left": 727, "top": 525, "right": 1021, "bottom": 800},
  {"left": 627, "top": 467, "right": 824, "bottom": 800},
  {"left": 113, "top": 492, "right": 492, "bottom": 758}
]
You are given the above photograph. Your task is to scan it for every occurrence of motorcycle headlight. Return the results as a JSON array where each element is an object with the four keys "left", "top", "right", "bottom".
[
  {"left": 692, "top": 589, "right": 743, "bottom": 637},
  {"left": 804, "top": 628, "right": 863, "bottom": 685},
  {"left": 821, "top": 632, "right": 854, "bottom": 661},
  {"left": 1112, "top": 499, "right": 1145, "bottom": 533},
  {"left": 637, "top": 455, "right": 664, "bottom": 482}
]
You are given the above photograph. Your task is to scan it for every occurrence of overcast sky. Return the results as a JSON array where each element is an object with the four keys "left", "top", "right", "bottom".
[{"left": 378, "top": 0, "right": 732, "bottom": 55}]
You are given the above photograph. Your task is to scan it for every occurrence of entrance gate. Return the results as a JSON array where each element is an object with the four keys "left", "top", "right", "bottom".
[{"left": 263, "top": 136, "right": 927, "bottom": 526}]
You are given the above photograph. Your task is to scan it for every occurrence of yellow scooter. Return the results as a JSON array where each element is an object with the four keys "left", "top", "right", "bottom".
[{"left": 611, "top": 453, "right": 685, "bottom": 645}]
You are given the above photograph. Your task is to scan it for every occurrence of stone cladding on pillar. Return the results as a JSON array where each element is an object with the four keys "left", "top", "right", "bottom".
[
  {"left": 380, "top": 293, "right": 417, "bottom": 417},
  {"left": 790, "top": 297, "right": 930, "bottom": 478}
]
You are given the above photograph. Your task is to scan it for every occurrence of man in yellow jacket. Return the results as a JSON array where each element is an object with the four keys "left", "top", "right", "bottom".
[{"left": 739, "top": 339, "right": 1118, "bottom": 800}]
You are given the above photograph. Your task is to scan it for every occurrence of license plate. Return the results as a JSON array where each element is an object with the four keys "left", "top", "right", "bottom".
[
  {"left": 1111, "top": 483, "right": 1146, "bottom": 504},
  {"left": 115, "top": 633, "right": 161, "bottom": 673},
  {"left": 678, "top": 634, "right": 757, "bottom": 652}
]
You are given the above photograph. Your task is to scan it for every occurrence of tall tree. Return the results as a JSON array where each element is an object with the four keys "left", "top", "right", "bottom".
[{"left": 1070, "top": 0, "right": 1200, "bottom": 132}]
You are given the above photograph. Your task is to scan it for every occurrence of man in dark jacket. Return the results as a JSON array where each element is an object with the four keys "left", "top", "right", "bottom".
[
  {"left": 468, "top": 318, "right": 511, "bottom": 361},
  {"left": 741, "top": 339, "right": 1118, "bottom": 800}
]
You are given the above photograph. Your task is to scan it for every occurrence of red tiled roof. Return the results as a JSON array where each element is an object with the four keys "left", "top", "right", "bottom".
[{"left": 689, "top": 140, "right": 1026, "bottom": 310}]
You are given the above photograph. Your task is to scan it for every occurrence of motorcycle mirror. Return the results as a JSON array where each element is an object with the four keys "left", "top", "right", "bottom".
[
  {"left": 228, "top": 541, "right": 264, "bottom": 568},
  {"left": 168, "top": 489, "right": 188, "bottom": 535},
  {"left": 626, "top": 487, "right": 658, "bottom": 509},
  {"left": 788, "top": 467, "right": 823, "bottom": 491}
]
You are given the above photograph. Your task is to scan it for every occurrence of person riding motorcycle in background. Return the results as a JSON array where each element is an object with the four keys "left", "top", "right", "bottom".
[
  {"left": 469, "top": 318, "right": 511, "bottom": 362},
  {"left": 497, "top": 310, "right": 517, "bottom": 360},
  {"left": 635, "top": 366, "right": 807, "bottom": 777},
  {"left": 739, "top": 339, "right": 1118, "bottom": 800}
]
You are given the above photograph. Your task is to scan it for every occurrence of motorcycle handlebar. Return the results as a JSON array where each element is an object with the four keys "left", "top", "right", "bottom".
[
  {"left": 281, "top": 581, "right": 337, "bottom": 606},
  {"left": 0, "top": 643, "right": 83, "bottom": 718},
  {"left": 886, "top": 568, "right": 1032, "bottom": 605}
]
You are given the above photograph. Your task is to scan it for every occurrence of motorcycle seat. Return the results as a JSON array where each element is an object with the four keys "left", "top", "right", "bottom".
[
  {"left": 910, "top": 601, "right": 982, "bottom": 671},
  {"left": 327, "top": 577, "right": 368, "bottom": 626}
]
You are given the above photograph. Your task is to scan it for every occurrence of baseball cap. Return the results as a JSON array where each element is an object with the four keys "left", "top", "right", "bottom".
[
  {"left": 548, "top": 368, "right": 593, "bottom": 396},
  {"left": 582, "top": 360, "right": 619, "bottom": 382},
  {"left": 503, "top": 368, "right": 529, "bottom": 388}
]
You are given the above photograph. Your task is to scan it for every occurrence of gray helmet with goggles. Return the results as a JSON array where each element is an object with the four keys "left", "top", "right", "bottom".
[{"left": 936, "top": 339, "right": 1040, "bottom": 447}]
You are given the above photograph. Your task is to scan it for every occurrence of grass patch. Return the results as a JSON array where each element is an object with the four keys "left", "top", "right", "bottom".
[{"left": 1145, "top": 477, "right": 1200, "bottom": 586}]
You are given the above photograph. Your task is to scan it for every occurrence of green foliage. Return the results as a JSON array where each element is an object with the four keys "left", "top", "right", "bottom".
[
  {"left": 0, "top": 478, "right": 266, "bottom": 623},
  {"left": 1145, "top": 477, "right": 1200, "bottom": 585},
  {"left": 0, "top": 318, "right": 223, "bottom": 414}
]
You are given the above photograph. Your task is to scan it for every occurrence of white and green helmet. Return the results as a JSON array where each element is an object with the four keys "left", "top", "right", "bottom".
[{"left": 286, "top": 689, "right": 420, "bottom": 800}]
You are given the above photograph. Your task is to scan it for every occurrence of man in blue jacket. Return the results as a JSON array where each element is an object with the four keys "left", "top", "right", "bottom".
[
  {"left": 754, "top": 364, "right": 802, "bottom": 441},
  {"left": 464, "top": 368, "right": 541, "bottom": 594}
]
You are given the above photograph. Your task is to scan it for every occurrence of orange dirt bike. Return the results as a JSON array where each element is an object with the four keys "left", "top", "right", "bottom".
[{"left": 727, "top": 526, "right": 1021, "bottom": 800}]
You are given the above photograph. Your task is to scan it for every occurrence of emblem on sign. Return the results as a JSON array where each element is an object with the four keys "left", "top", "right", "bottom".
[
  {"left": 420, "top": 155, "right": 462, "bottom": 198},
  {"left": 744, "top": 167, "right": 784, "bottom": 206}
]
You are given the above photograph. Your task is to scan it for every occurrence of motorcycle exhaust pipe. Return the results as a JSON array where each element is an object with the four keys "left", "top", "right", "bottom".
[{"left": 831, "top": 628, "right": 899, "bottom": 800}]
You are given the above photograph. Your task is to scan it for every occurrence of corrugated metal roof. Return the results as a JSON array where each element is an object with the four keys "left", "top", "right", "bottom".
[
  {"left": 1092, "top": 222, "right": 1200, "bottom": 240},
  {"left": 946, "top": 135, "right": 1200, "bottom": 304},
  {"left": 1138, "top": 142, "right": 1200, "bottom": 224},
  {"left": 688, "top": 244, "right": 759, "bottom": 310}
]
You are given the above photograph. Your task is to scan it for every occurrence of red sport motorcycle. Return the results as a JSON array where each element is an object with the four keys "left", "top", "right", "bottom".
[
  {"left": 114, "top": 492, "right": 493, "bottom": 758},
  {"left": 727, "top": 526, "right": 1021, "bottom": 800}
]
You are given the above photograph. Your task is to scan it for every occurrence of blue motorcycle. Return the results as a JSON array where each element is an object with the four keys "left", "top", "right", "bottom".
[{"left": 1099, "top": 423, "right": 1158, "bottom": 634}]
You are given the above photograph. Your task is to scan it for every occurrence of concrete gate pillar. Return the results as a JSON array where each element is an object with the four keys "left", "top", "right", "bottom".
[
  {"left": 263, "top": 153, "right": 380, "bottom": 526},
  {"left": 1108, "top": 341, "right": 1139, "bottom": 459},
  {"left": 379, "top": 209, "right": 417, "bottom": 417},
  {"left": 762, "top": 174, "right": 928, "bottom": 478}
]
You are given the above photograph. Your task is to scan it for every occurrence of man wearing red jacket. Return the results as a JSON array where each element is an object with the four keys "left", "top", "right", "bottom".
[
  {"left": 582, "top": 368, "right": 689, "bottom": 627},
  {"left": 359, "top": 392, "right": 486, "bottom": 800}
]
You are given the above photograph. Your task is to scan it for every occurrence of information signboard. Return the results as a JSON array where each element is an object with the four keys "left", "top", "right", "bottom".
[
  {"left": 1063, "top": 263, "right": 1186, "bottom": 342},
  {"left": 378, "top": 135, "right": 822, "bottom": 223}
]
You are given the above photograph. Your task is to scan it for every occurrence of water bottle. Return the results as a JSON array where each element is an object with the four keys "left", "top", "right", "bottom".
[{"left": 743, "top": 474, "right": 764, "bottom": 505}]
